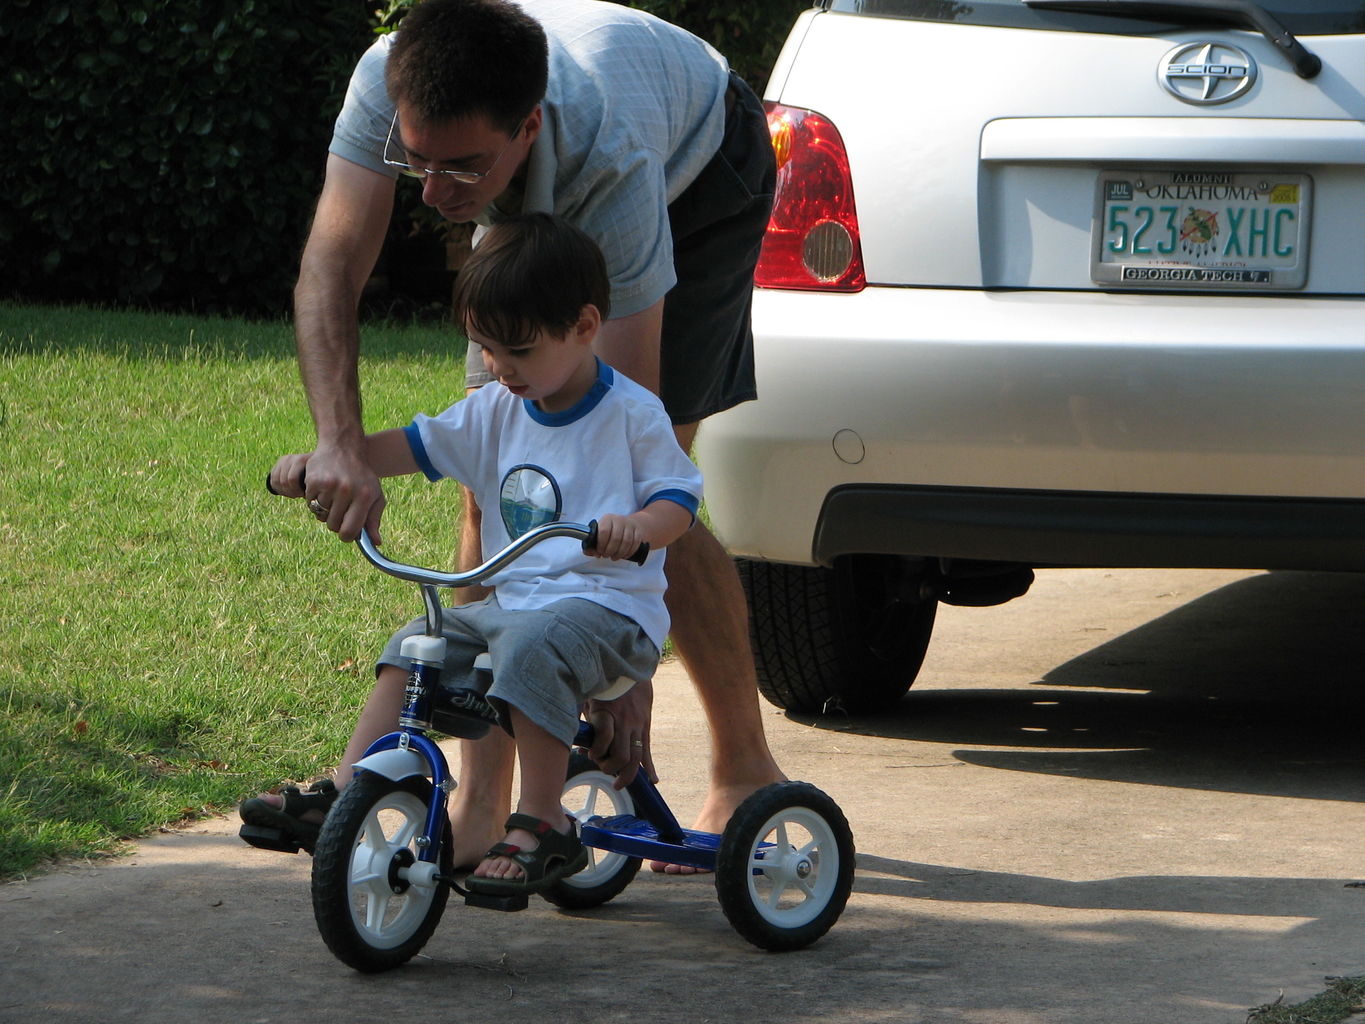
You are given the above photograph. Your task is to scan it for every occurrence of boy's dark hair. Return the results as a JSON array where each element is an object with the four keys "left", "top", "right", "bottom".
[
  {"left": 455, "top": 213, "right": 612, "bottom": 348},
  {"left": 386, "top": 0, "right": 548, "bottom": 133}
]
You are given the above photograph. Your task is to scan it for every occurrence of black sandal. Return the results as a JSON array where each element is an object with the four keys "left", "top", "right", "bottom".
[
  {"left": 238, "top": 779, "right": 338, "bottom": 855},
  {"left": 465, "top": 813, "right": 589, "bottom": 895}
]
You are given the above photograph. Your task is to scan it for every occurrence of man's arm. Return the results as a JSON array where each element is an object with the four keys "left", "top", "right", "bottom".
[
  {"left": 591, "top": 300, "right": 664, "bottom": 394},
  {"left": 294, "top": 154, "right": 396, "bottom": 543}
]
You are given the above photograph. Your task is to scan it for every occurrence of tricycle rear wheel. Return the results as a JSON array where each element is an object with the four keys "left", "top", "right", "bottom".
[
  {"left": 544, "top": 751, "right": 642, "bottom": 909},
  {"left": 715, "top": 781, "right": 854, "bottom": 951}
]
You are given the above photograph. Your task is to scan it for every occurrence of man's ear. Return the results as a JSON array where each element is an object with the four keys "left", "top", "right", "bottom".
[
  {"left": 573, "top": 303, "right": 602, "bottom": 345},
  {"left": 522, "top": 103, "right": 544, "bottom": 146}
]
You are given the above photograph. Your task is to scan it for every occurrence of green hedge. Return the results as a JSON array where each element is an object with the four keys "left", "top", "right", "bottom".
[
  {"left": 0, "top": 0, "right": 372, "bottom": 314},
  {"left": 0, "top": 0, "right": 807, "bottom": 315}
]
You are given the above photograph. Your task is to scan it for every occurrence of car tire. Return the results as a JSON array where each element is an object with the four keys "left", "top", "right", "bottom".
[{"left": 737, "top": 554, "right": 937, "bottom": 715}]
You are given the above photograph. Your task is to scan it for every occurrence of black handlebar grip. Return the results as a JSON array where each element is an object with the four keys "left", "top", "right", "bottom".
[
  {"left": 266, "top": 466, "right": 305, "bottom": 496},
  {"left": 583, "top": 518, "right": 650, "bottom": 566}
]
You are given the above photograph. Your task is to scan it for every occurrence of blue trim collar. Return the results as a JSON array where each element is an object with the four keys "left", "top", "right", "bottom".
[{"left": 524, "top": 359, "right": 614, "bottom": 426}]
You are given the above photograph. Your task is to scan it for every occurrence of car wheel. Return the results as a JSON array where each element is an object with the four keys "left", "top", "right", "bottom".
[{"left": 738, "top": 554, "right": 937, "bottom": 714}]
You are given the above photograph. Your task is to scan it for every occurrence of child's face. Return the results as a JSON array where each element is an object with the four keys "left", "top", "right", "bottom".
[{"left": 471, "top": 311, "right": 599, "bottom": 413}]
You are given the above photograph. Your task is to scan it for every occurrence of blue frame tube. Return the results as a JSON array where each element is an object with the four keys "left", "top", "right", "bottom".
[
  {"left": 359, "top": 730, "right": 451, "bottom": 863},
  {"left": 573, "top": 721, "right": 686, "bottom": 845}
]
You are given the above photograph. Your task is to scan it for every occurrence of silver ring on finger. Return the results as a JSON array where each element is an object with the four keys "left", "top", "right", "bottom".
[{"left": 308, "top": 499, "right": 329, "bottom": 516}]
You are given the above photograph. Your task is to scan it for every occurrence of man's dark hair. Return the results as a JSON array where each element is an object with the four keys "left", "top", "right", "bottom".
[
  {"left": 386, "top": 0, "right": 548, "bottom": 132},
  {"left": 455, "top": 213, "right": 612, "bottom": 348}
]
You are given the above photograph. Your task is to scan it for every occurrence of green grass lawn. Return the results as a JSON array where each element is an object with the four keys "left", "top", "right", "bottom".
[{"left": 0, "top": 300, "right": 467, "bottom": 879}]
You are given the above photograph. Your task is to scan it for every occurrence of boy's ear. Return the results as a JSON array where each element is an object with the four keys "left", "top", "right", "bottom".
[{"left": 572, "top": 303, "right": 601, "bottom": 345}]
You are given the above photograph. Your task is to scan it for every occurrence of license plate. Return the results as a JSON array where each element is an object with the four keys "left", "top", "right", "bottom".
[{"left": 1092, "top": 170, "right": 1311, "bottom": 290}]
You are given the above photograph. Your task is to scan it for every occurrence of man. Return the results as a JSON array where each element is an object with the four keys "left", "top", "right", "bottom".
[{"left": 288, "top": 0, "right": 783, "bottom": 871}]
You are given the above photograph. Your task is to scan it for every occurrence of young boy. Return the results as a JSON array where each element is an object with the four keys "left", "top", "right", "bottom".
[{"left": 255, "top": 213, "right": 701, "bottom": 894}]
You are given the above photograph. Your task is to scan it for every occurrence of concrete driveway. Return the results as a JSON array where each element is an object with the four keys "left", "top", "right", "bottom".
[{"left": 4, "top": 567, "right": 1363, "bottom": 1023}]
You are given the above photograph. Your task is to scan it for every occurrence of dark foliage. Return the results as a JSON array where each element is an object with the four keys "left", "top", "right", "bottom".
[
  {"left": 0, "top": 0, "right": 372, "bottom": 314},
  {"left": 0, "top": 0, "right": 807, "bottom": 315}
]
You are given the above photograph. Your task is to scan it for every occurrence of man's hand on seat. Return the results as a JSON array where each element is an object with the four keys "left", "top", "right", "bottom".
[{"left": 585, "top": 679, "right": 656, "bottom": 789}]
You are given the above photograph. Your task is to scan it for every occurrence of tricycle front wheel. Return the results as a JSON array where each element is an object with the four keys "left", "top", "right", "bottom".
[{"left": 312, "top": 773, "right": 452, "bottom": 972}]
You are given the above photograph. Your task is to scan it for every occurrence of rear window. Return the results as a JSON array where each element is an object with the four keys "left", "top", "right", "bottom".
[{"left": 821, "top": 0, "right": 1365, "bottom": 35}]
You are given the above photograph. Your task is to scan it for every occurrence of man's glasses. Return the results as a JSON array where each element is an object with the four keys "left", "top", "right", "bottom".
[{"left": 382, "top": 112, "right": 527, "bottom": 184}]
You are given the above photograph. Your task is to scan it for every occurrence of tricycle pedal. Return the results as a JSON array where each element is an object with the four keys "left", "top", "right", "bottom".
[
  {"left": 238, "top": 823, "right": 303, "bottom": 854},
  {"left": 464, "top": 890, "right": 530, "bottom": 912}
]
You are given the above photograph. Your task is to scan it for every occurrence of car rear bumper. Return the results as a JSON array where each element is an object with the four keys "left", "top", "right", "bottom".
[
  {"left": 695, "top": 287, "right": 1365, "bottom": 568},
  {"left": 813, "top": 484, "right": 1365, "bottom": 571}
]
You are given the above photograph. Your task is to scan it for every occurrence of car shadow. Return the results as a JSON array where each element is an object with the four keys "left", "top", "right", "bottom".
[
  {"left": 850, "top": 851, "right": 1365, "bottom": 916},
  {"left": 799, "top": 570, "right": 1365, "bottom": 802}
]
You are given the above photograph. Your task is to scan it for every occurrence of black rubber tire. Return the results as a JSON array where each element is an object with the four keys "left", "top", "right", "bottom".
[
  {"left": 738, "top": 555, "right": 937, "bottom": 714},
  {"left": 544, "top": 750, "right": 642, "bottom": 910},
  {"left": 312, "top": 773, "right": 452, "bottom": 972},
  {"left": 714, "top": 782, "right": 855, "bottom": 951}
]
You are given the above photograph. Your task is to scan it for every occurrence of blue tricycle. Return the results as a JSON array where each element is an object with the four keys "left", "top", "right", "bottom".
[{"left": 242, "top": 517, "right": 855, "bottom": 972}]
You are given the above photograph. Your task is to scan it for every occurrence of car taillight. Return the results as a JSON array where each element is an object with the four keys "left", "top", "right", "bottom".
[{"left": 755, "top": 103, "right": 865, "bottom": 292}]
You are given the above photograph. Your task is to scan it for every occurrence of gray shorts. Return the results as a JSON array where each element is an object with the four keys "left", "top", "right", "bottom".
[
  {"left": 377, "top": 594, "right": 658, "bottom": 746},
  {"left": 466, "top": 72, "right": 775, "bottom": 425}
]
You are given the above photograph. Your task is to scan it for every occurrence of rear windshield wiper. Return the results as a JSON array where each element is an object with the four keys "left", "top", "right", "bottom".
[{"left": 1022, "top": 0, "right": 1322, "bottom": 78}]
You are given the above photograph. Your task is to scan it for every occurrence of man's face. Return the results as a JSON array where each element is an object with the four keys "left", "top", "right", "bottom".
[{"left": 394, "top": 102, "right": 541, "bottom": 223}]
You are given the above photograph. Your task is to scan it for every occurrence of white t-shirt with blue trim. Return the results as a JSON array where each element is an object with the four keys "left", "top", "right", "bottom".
[{"left": 404, "top": 361, "right": 702, "bottom": 649}]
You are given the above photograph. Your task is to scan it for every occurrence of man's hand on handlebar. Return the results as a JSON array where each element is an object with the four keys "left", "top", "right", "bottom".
[
  {"left": 267, "top": 452, "right": 311, "bottom": 499},
  {"left": 269, "top": 444, "right": 386, "bottom": 545},
  {"left": 585, "top": 679, "right": 656, "bottom": 789}
]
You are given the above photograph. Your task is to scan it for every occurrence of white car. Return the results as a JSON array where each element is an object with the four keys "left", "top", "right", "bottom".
[{"left": 694, "top": 0, "right": 1365, "bottom": 714}]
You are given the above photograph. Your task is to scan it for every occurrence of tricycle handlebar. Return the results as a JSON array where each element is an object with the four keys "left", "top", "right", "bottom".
[
  {"left": 269, "top": 470, "right": 649, "bottom": 579},
  {"left": 356, "top": 519, "right": 646, "bottom": 587}
]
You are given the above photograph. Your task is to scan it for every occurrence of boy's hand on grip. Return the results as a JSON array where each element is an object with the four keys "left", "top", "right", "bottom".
[{"left": 584, "top": 515, "right": 650, "bottom": 564}]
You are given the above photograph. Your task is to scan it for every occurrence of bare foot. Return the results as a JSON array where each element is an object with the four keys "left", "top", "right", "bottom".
[
  {"left": 448, "top": 802, "right": 508, "bottom": 872},
  {"left": 652, "top": 861, "right": 710, "bottom": 876},
  {"left": 649, "top": 776, "right": 785, "bottom": 874}
]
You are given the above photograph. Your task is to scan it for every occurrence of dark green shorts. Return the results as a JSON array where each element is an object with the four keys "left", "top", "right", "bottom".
[{"left": 658, "top": 71, "right": 775, "bottom": 425}]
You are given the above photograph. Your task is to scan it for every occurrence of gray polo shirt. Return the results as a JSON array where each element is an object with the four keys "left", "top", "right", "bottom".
[{"left": 330, "top": 0, "right": 731, "bottom": 319}]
